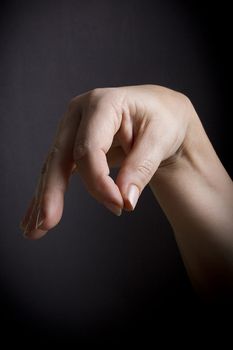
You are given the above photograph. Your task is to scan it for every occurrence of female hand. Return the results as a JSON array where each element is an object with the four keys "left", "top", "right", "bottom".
[
  {"left": 20, "top": 84, "right": 233, "bottom": 298},
  {"left": 20, "top": 85, "right": 192, "bottom": 240}
]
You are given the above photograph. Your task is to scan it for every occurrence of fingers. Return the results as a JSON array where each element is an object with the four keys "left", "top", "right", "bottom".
[
  {"left": 21, "top": 105, "right": 81, "bottom": 239},
  {"left": 116, "top": 121, "right": 162, "bottom": 211},
  {"left": 73, "top": 101, "right": 124, "bottom": 215},
  {"left": 20, "top": 197, "right": 36, "bottom": 229},
  {"left": 20, "top": 86, "right": 164, "bottom": 240}
]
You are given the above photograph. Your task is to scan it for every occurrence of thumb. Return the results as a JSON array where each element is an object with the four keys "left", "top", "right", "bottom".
[{"left": 115, "top": 124, "right": 162, "bottom": 211}]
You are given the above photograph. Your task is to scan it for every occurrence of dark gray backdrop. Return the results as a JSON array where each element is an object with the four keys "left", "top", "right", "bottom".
[{"left": 0, "top": 0, "right": 231, "bottom": 342}]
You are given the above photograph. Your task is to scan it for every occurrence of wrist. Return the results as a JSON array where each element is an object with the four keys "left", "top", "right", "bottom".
[
  {"left": 173, "top": 105, "right": 209, "bottom": 175},
  {"left": 150, "top": 100, "right": 231, "bottom": 195},
  {"left": 153, "top": 99, "right": 207, "bottom": 179}
]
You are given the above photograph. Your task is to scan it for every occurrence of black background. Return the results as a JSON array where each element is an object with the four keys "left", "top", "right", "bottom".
[{"left": 0, "top": 0, "right": 232, "bottom": 343}]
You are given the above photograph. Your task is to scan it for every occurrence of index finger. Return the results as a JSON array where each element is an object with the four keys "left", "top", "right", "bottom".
[
  {"left": 21, "top": 101, "right": 81, "bottom": 239},
  {"left": 73, "top": 98, "right": 124, "bottom": 215}
]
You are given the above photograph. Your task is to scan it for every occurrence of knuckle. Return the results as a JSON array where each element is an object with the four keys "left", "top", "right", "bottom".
[
  {"left": 136, "top": 159, "right": 155, "bottom": 178},
  {"left": 89, "top": 87, "right": 103, "bottom": 96},
  {"left": 73, "top": 142, "right": 91, "bottom": 161},
  {"left": 177, "top": 91, "right": 192, "bottom": 109},
  {"left": 87, "top": 87, "right": 120, "bottom": 103},
  {"left": 84, "top": 87, "right": 124, "bottom": 117},
  {"left": 83, "top": 89, "right": 104, "bottom": 113},
  {"left": 86, "top": 88, "right": 104, "bottom": 103}
]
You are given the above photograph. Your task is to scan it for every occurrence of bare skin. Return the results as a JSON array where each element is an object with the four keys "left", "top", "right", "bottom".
[{"left": 20, "top": 85, "right": 233, "bottom": 301}]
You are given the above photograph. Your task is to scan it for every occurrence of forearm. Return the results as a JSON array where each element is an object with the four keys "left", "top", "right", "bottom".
[{"left": 150, "top": 107, "right": 233, "bottom": 301}]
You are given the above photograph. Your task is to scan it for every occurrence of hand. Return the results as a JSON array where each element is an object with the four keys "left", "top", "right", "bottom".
[
  {"left": 20, "top": 84, "right": 193, "bottom": 239},
  {"left": 20, "top": 84, "right": 233, "bottom": 300}
]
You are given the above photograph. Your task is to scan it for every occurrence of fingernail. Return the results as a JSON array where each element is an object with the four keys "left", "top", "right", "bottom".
[
  {"left": 35, "top": 207, "right": 44, "bottom": 229},
  {"left": 22, "top": 206, "right": 44, "bottom": 238},
  {"left": 20, "top": 197, "right": 36, "bottom": 232},
  {"left": 104, "top": 202, "right": 122, "bottom": 216},
  {"left": 23, "top": 220, "right": 30, "bottom": 237},
  {"left": 126, "top": 184, "right": 140, "bottom": 210}
]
